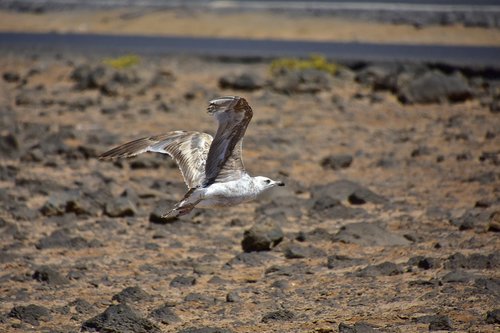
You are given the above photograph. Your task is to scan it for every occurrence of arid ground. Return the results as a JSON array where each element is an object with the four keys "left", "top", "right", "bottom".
[{"left": 0, "top": 7, "right": 499, "bottom": 333}]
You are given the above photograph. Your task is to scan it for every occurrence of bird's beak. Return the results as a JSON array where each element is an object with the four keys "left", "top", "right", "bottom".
[{"left": 276, "top": 181, "right": 285, "bottom": 187}]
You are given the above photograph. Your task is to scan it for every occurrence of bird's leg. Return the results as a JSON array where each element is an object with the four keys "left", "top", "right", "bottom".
[{"left": 162, "top": 200, "right": 200, "bottom": 218}]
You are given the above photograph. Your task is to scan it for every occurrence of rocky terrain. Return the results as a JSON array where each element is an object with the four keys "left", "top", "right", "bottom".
[{"left": 0, "top": 48, "right": 499, "bottom": 333}]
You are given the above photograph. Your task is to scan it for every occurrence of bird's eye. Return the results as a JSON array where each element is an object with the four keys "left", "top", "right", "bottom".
[{"left": 265, "top": 180, "right": 271, "bottom": 184}]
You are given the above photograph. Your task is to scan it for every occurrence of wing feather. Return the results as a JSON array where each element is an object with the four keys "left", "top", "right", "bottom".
[
  {"left": 204, "top": 96, "right": 253, "bottom": 186},
  {"left": 99, "top": 131, "right": 212, "bottom": 188}
]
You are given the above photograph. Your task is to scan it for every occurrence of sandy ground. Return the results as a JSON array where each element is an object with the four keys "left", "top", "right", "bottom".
[
  {"left": 0, "top": 7, "right": 499, "bottom": 333},
  {"left": 0, "top": 9, "right": 500, "bottom": 46},
  {"left": 0, "top": 47, "right": 499, "bottom": 333}
]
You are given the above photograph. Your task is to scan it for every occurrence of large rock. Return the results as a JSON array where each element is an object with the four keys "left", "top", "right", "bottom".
[
  {"left": 9, "top": 304, "right": 52, "bottom": 326},
  {"left": 241, "top": 220, "right": 284, "bottom": 252},
  {"left": 218, "top": 73, "right": 265, "bottom": 91},
  {"left": 397, "top": 70, "right": 472, "bottom": 104},
  {"left": 81, "top": 303, "right": 160, "bottom": 333}
]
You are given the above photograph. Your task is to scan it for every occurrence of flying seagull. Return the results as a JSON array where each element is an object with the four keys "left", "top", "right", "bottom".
[{"left": 99, "top": 96, "right": 284, "bottom": 218}]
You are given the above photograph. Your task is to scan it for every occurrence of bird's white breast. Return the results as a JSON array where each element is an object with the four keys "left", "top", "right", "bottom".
[{"left": 196, "top": 174, "right": 260, "bottom": 208}]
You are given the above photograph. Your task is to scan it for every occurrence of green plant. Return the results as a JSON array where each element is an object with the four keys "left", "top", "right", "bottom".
[
  {"left": 103, "top": 54, "right": 140, "bottom": 70},
  {"left": 269, "top": 54, "right": 338, "bottom": 75}
]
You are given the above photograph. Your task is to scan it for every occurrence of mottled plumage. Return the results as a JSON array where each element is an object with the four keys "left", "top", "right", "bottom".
[{"left": 99, "top": 96, "right": 284, "bottom": 218}]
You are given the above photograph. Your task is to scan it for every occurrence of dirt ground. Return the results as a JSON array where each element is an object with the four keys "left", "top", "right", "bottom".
[{"left": 0, "top": 8, "right": 499, "bottom": 333}]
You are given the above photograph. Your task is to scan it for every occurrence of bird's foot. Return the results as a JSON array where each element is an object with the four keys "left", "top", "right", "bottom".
[{"left": 161, "top": 205, "right": 194, "bottom": 219}]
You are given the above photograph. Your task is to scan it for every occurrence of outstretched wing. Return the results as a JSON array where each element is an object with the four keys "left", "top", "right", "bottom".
[
  {"left": 99, "top": 131, "right": 212, "bottom": 188},
  {"left": 203, "top": 96, "right": 253, "bottom": 187}
]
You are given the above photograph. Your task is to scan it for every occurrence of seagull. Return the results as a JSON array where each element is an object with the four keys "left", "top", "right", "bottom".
[{"left": 99, "top": 96, "right": 284, "bottom": 218}]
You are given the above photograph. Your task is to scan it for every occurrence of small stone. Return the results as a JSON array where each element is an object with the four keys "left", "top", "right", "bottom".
[
  {"left": 327, "top": 255, "right": 366, "bottom": 269},
  {"left": 441, "top": 270, "right": 474, "bottom": 283},
  {"left": 338, "top": 322, "right": 378, "bottom": 333},
  {"left": 9, "top": 304, "right": 52, "bottom": 326},
  {"left": 283, "top": 243, "right": 326, "bottom": 259},
  {"left": 226, "top": 291, "right": 240, "bottom": 303},
  {"left": 68, "top": 299, "right": 94, "bottom": 314},
  {"left": 170, "top": 275, "right": 196, "bottom": 288},
  {"left": 105, "top": 197, "right": 136, "bottom": 217},
  {"left": 33, "top": 266, "right": 70, "bottom": 285},
  {"left": 149, "top": 303, "right": 180, "bottom": 324},
  {"left": 3, "top": 71, "right": 20, "bottom": 82},
  {"left": 184, "top": 293, "right": 216, "bottom": 304},
  {"left": 355, "top": 262, "right": 403, "bottom": 277},
  {"left": 241, "top": 220, "right": 284, "bottom": 252},
  {"left": 112, "top": 286, "right": 152, "bottom": 303},
  {"left": 321, "top": 154, "right": 353, "bottom": 170},
  {"left": 485, "top": 309, "right": 500, "bottom": 324},
  {"left": 261, "top": 309, "right": 295, "bottom": 323},
  {"left": 428, "top": 315, "right": 453, "bottom": 331}
]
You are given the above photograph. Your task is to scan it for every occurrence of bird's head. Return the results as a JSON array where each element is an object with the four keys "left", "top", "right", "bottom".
[{"left": 254, "top": 176, "right": 285, "bottom": 192}]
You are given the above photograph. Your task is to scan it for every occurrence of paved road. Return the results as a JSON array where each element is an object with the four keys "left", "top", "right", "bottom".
[{"left": 1, "top": 32, "right": 499, "bottom": 67}]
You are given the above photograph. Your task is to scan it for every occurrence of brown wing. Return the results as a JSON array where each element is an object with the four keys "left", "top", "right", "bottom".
[
  {"left": 203, "top": 96, "right": 253, "bottom": 187},
  {"left": 99, "top": 131, "right": 212, "bottom": 188}
]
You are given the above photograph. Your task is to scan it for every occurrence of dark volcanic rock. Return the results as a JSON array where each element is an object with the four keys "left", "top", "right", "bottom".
[
  {"left": 428, "top": 315, "right": 453, "bottom": 331},
  {"left": 444, "top": 252, "right": 499, "bottom": 270},
  {"left": 327, "top": 255, "right": 367, "bottom": 269},
  {"left": 225, "top": 251, "right": 273, "bottom": 267},
  {"left": 36, "top": 229, "right": 91, "bottom": 250},
  {"left": 218, "top": 72, "right": 264, "bottom": 91},
  {"left": 338, "top": 321, "right": 378, "bottom": 333},
  {"left": 354, "top": 261, "right": 403, "bottom": 277},
  {"left": 441, "top": 270, "right": 474, "bottom": 283},
  {"left": 170, "top": 275, "right": 196, "bottom": 288},
  {"left": 81, "top": 303, "right": 160, "bottom": 333},
  {"left": 33, "top": 265, "right": 70, "bottom": 285},
  {"left": 149, "top": 303, "right": 180, "bottom": 324},
  {"left": 397, "top": 70, "right": 472, "bottom": 104},
  {"left": 68, "top": 298, "right": 94, "bottom": 314},
  {"left": 474, "top": 278, "right": 500, "bottom": 296},
  {"left": 105, "top": 197, "right": 137, "bottom": 217},
  {"left": 407, "top": 256, "right": 441, "bottom": 270},
  {"left": 283, "top": 243, "right": 326, "bottom": 259},
  {"left": 261, "top": 309, "right": 295, "bottom": 323},
  {"left": 225, "top": 291, "right": 240, "bottom": 303},
  {"left": 485, "top": 309, "right": 500, "bottom": 324},
  {"left": 3, "top": 71, "right": 20, "bottom": 82},
  {"left": 112, "top": 286, "right": 152, "bottom": 303},
  {"left": 347, "top": 187, "right": 387, "bottom": 205},
  {"left": 9, "top": 304, "right": 52, "bottom": 326},
  {"left": 241, "top": 220, "right": 284, "bottom": 252},
  {"left": 0, "top": 132, "right": 20, "bottom": 159},
  {"left": 333, "top": 222, "right": 410, "bottom": 246},
  {"left": 184, "top": 293, "right": 216, "bottom": 304},
  {"left": 450, "top": 208, "right": 492, "bottom": 231},
  {"left": 320, "top": 154, "right": 353, "bottom": 170}
]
